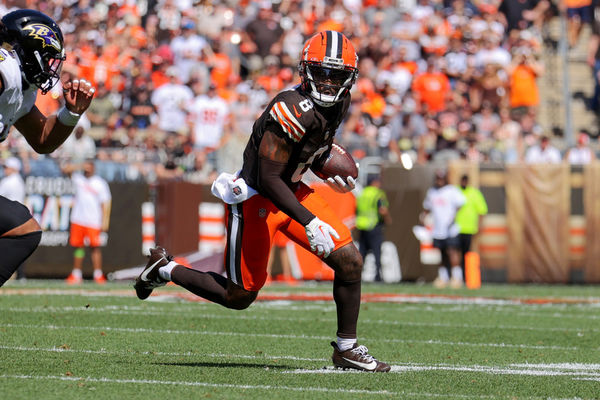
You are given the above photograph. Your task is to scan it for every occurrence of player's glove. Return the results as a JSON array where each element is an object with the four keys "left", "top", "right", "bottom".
[
  {"left": 326, "top": 162, "right": 360, "bottom": 193},
  {"left": 305, "top": 217, "right": 340, "bottom": 258},
  {"left": 325, "top": 175, "right": 356, "bottom": 193}
]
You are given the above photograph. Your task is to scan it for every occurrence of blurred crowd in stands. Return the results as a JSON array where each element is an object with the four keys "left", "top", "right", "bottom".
[{"left": 1, "top": 0, "right": 600, "bottom": 183}]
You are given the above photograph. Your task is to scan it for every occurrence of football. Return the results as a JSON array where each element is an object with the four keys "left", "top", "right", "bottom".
[{"left": 312, "top": 143, "right": 358, "bottom": 180}]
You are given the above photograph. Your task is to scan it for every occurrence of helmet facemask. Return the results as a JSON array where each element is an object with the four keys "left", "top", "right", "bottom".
[
  {"left": 17, "top": 44, "right": 65, "bottom": 94},
  {"left": 301, "top": 61, "right": 357, "bottom": 107}
]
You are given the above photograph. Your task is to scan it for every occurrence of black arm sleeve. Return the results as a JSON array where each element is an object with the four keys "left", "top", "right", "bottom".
[{"left": 258, "top": 157, "right": 315, "bottom": 226}]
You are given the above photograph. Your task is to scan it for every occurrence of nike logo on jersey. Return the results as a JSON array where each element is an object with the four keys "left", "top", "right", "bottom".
[
  {"left": 292, "top": 105, "right": 302, "bottom": 118},
  {"left": 341, "top": 357, "right": 378, "bottom": 371},
  {"left": 140, "top": 258, "right": 164, "bottom": 282}
]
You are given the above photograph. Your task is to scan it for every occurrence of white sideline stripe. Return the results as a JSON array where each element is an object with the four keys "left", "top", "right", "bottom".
[
  {"left": 0, "top": 345, "right": 327, "bottom": 362},
  {"left": 0, "top": 374, "right": 399, "bottom": 396},
  {"left": 285, "top": 364, "right": 600, "bottom": 379},
  {"left": 2, "top": 323, "right": 579, "bottom": 350},
  {"left": 4, "top": 344, "right": 600, "bottom": 378},
  {"left": 2, "top": 305, "right": 597, "bottom": 333}
]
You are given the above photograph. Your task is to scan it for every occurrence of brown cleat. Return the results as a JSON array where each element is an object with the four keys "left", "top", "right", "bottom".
[
  {"left": 331, "top": 342, "right": 391, "bottom": 372},
  {"left": 134, "top": 247, "right": 172, "bottom": 300}
]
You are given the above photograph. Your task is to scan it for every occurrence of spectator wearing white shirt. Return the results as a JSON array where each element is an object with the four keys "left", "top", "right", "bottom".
[
  {"left": 525, "top": 135, "right": 562, "bottom": 164},
  {"left": 187, "top": 82, "right": 231, "bottom": 170},
  {"left": 566, "top": 131, "right": 596, "bottom": 165},
  {"left": 151, "top": 67, "right": 194, "bottom": 134},
  {"left": 421, "top": 170, "right": 466, "bottom": 288},
  {"left": 170, "top": 20, "right": 208, "bottom": 84}
]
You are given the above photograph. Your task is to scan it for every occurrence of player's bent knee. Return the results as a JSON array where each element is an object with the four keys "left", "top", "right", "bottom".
[
  {"left": 327, "top": 244, "right": 363, "bottom": 281},
  {"left": 224, "top": 284, "right": 258, "bottom": 310},
  {"left": 226, "top": 291, "right": 257, "bottom": 310}
]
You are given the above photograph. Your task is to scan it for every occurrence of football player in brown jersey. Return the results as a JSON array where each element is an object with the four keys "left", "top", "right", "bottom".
[{"left": 135, "top": 31, "right": 390, "bottom": 372}]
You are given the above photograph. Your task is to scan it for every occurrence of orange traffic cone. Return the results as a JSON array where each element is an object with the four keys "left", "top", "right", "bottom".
[{"left": 465, "top": 252, "right": 481, "bottom": 289}]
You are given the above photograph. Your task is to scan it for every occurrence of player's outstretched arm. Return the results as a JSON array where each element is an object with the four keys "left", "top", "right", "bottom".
[{"left": 15, "top": 78, "right": 95, "bottom": 154}]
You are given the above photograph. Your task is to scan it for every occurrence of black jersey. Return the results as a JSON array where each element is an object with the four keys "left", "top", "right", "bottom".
[{"left": 240, "top": 86, "right": 350, "bottom": 194}]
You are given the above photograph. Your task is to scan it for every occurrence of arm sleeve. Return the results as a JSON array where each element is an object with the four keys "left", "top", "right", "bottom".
[{"left": 258, "top": 157, "right": 315, "bottom": 226}]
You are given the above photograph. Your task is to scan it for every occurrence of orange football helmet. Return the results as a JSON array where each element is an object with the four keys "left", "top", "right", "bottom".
[{"left": 298, "top": 31, "right": 359, "bottom": 107}]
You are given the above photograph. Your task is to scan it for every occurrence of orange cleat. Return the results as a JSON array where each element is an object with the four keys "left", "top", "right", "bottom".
[
  {"left": 65, "top": 273, "right": 82, "bottom": 285},
  {"left": 94, "top": 274, "right": 107, "bottom": 284}
]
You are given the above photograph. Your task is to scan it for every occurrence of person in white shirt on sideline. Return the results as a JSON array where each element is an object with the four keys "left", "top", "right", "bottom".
[
  {"left": 421, "top": 170, "right": 466, "bottom": 288},
  {"left": 524, "top": 135, "right": 562, "bottom": 164},
  {"left": 63, "top": 160, "right": 111, "bottom": 284},
  {"left": 566, "top": 131, "right": 596, "bottom": 165}
]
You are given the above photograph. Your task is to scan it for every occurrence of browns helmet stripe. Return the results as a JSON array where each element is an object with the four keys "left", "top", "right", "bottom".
[{"left": 324, "top": 31, "right": 344, "bottom": 60}]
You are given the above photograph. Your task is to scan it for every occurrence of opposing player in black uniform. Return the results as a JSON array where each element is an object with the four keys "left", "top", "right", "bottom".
[
  {"left": 135, "top": 31, "right": 390, "bottom": 372},
  {"left": 0, "top": 10, "right": 95, "bottom": 285}
]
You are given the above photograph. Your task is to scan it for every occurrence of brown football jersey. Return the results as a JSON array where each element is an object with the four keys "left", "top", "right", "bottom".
[{"left": 240, "top": 85, "right": 350, "bottom": 194}]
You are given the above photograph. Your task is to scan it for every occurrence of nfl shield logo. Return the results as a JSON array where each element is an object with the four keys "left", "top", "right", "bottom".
[{"left": 258, "top": 208, "right": 267, "bottom": 218}]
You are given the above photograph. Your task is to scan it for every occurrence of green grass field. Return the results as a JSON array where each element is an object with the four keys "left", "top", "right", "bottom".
[{"left": 1, "top": 280, "right": 599, "bottom": 399}]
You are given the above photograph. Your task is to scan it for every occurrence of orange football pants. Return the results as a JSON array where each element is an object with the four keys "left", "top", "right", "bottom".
[{"left": 223, "top": 182, "right": 352, "bottom": 291}]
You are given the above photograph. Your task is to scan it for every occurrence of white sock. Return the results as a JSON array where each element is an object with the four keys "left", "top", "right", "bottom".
[
  {"left": 71, "top": 269, "right": 82, "bottom": 279},
  {"left": 337, "top": 337, "right": 357, "bottom": 351},
  {"left": 451, "top": 266, "right": 463, "bottom": 282},
  {"left": 158, "top": 261, "right": 178, "bottom": 281},
  {"left": 437, "top": 267, "right": 449, "bottom": 282},
  {"left": 93, "top": 269, "right": 103, "bottom": 279}
]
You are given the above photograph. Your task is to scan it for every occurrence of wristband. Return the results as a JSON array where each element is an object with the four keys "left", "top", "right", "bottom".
[{"left": 57, "top": 106, "right": 81, "bottom": 126}]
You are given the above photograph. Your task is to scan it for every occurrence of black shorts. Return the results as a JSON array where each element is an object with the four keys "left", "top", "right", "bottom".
[
  {"left": 0, "top": 196, "right": 33, "bottom": 236},
  {"left": 433, "top": 236, "right": 460, "bottom": 251}
]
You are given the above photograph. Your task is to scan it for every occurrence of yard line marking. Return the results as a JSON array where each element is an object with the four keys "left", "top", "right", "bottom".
[
  {"left": 2, "top": 323, "right": 579, "bottom": 350},
  {"left": 284, "top": 364, "right": 600, "bottom": 379},
  {"left": 4, "top": 344, "right": 600, "bottom": 378},
  {"left": 0, "top": 345, "right": 327, "bottom": 362},
  {"left": 0, "top": 374, "right": 493, "bottom": 398},
  {"left": 2, "top": 287, "right": 599, "bottom": 306},
  {"left": 2, "top": 306, "right": 597, "bottom": 333},
  {"left": 511, "top": 363, "right": 600, "bottom": 371},
  {"left": 0, "top": 346, "right": 600, "bottom": 379},
  {"left": 0, "top": 374, "right": 543, "bottom": 399},
  {"left": 0, "top": 374, "right": 397, "bottom": 396}
]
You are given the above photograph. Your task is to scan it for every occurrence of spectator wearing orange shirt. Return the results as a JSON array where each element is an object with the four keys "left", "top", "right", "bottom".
[
  {"left": 506, "top": 46, "right": 544, "bottom": 114},
  {"left": 255, "top": 55, "right": 284, "bottom": 95},
  {"left": 412, "top": 57, "right": 452, "bottom": 114},
  {"left": 208, "top": 40, "right": 235, "bottom": 90}
]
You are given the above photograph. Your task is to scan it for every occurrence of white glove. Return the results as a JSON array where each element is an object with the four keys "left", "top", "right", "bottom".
[
  {"left": 325, "top": 175, "right": 356, "bottom": 193},
  {"left": 305, "top": 217, "right": 340, "bottom": 258}
]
